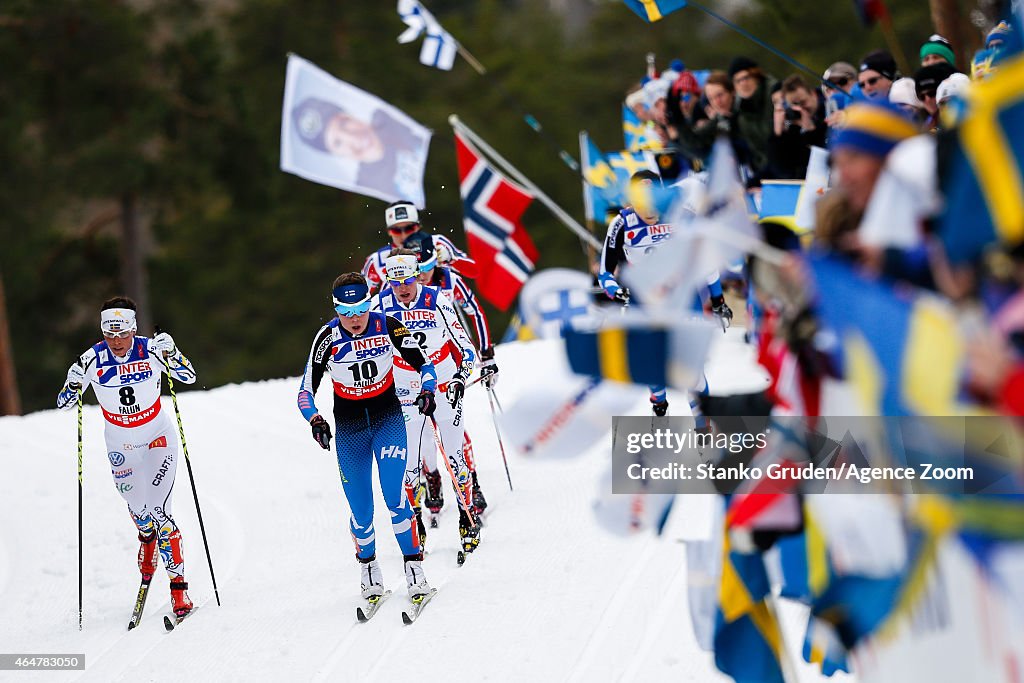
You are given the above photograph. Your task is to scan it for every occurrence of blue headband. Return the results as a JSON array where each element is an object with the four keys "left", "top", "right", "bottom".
[{"left": 332, "top": 282, "right": 370, "bottom": 307}]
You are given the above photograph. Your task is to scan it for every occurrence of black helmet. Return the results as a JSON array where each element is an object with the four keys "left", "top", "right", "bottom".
[{"left": 403, "top": 231, "right": 437, "bottom": 269}]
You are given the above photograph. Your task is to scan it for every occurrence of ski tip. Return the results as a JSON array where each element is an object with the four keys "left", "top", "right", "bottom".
[
  {"left": 457, "top": 551, "right": 466, "bottom": 566},
  {"left": 356, "top": 608, "right": 368, "bottom": 623},
  {"left": 127, "top": 621, "right": 137, "bottom": 631},
  {"left": 163, "top": 615, "right": 175, "bottom": 632},
  {"left": 401, "top": 611, "right": 413, "bottom": 625}
]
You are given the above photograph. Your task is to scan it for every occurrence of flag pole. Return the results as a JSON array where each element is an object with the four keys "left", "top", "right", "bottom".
[
  {"left": 450, "top": 115, "right": 602, "bottom": 250},
  {"left": 415, "top": 0, "right": 579, "bottom": 172}
]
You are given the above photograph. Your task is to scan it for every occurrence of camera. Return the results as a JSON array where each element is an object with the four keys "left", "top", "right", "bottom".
[{"left": 784, "top": 106, "right": 802, "bottom": 122}]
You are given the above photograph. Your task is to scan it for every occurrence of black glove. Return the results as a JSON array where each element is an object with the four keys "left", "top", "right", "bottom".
[
  {"left": 415, "top": 390, "right": 436, "bottom": 416},
  {"left": 478, "top": 346, "right": 499, "bottom": 388},
  {"left": 711, "top": 295, "right": 733, "bottom": 328},
  {"left": 613, "top": 288, "right": 631, "bottom": 305},
  {"left": 445, "top": 375, "right": 465, "bottom": 408},
  {"left": 310, "top": 415, "right": 332, "bottom": 450}
]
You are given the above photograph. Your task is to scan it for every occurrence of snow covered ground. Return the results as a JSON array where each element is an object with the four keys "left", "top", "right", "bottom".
[{"left": 0, "top": 331, "right": 1017, "bottom": 682}]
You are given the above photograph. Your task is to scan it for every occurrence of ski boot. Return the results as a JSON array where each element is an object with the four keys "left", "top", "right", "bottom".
[
  {"left": 651, "top": 399, "right": 669, "bottom": 417},
  {"left": 458, "top": 507, "right": 481, "bottom": 555},
  {"left": 424, "top": 469, "right": 444, "bottom": 527},
  {"left": 170, "top": 576, "right": 193, "bottom": 618},
  {"left": 137, "top": 530, "right": 158, "bottom": 579},
  {"left": 358, "top": 554, "right": 384, "bottom": 599},
  {"left": 403, "top": 552, "right": 432, "bottom": 599},
  {"left": 470, "top": 471, "right": 488, "bottom": 517}
]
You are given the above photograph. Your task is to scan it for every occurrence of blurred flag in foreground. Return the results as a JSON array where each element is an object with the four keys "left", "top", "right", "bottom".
[{"left": 852, "top": 0, "right": 889, "bottom": 27}]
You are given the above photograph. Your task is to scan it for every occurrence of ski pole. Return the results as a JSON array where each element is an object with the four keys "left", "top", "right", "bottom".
[
  {"left": 484, "top": 386, "right": 514, "bottom": 491},
  {"left": 77, "top": 384, "right": 83, "bottom": 631},
  {"left": 157, "top": 328, "right": 221, "bottom": 607},
  {"left": 427, "top": 415, "right": 478, "bottom": 529}
]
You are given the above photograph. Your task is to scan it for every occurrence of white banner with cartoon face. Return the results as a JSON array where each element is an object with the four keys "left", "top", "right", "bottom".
[{"left": 280, "top": 54, "right": 431, "bottom": 207}]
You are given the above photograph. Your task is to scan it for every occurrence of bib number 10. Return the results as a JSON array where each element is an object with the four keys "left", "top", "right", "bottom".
[{"left": 347, "top": 361, "right": 379, "bottom": 383}]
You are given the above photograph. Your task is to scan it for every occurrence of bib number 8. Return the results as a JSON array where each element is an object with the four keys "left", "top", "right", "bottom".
[{"left": 119, "top": 386, "right": 136, "bottom": 406}]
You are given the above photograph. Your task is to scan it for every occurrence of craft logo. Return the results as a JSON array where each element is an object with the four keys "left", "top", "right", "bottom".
[{"left": 152, "top": 456, "right": 172, "bottom": 486}]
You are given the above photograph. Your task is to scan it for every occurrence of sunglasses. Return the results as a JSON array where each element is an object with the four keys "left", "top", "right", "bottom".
[
  {"left": 858, "top": 75, "right": 882, "bottom": 89},
  {"left": 828, "top": 76, "right": 850, "bottom": 87},
  {"left": 334, "top": 299, "right": 371, "bottom": 317},
  {"left": 388, "top": 224, "right": 418, "bottom": 235},
  {"left": 102, "top": 328, "right": 135, "bottom": 339},
  {"left": 919, "top": 89, "right": 937, "bottom": 100},
  {"left": 388, "top": 275, "right": 417, "bottom": 286}
]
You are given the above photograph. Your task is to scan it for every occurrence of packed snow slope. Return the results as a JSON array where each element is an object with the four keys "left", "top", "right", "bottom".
[{"left": 1, "top": 331, "right": 1015, "bottom": 682}]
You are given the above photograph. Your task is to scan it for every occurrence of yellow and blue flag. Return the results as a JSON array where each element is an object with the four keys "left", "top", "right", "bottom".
[
  {"left": 940, "top": 54, "right": 1024, "bottom": 263},
  {"left": 809, "top": 256, "right": 972, "bottom": 416},
  {"left": 582, "top": 133, "right": 655, "bottom": 222},
  {"left": 714, "top": 534, "right": 786, "bottom": 683},
  {"left": 564, "top": 326, "right": 669, "bottom": 387},
  {"left": 623, "top": 0, "right": 687, "bottom": 23},
  {"left": 622, "top": 104, "right": 661, "bottom": 151},
  {"left": 759, "top": 180, "right": 805, "bottom": 234}
]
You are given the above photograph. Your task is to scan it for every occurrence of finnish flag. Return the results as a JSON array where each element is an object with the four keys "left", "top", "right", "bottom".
[{"left": 397, "top": 0, "right": 458, "bottom": 71}]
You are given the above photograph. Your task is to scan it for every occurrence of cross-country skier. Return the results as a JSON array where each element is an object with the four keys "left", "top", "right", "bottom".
[
  {"left": 373, "top": 250, "right": 481, "bottom": 555},
  {"left": 404, "top": 230, "right": 496, "bottom": 517},
  {"left": 598, "top": 169, "right": 733, "bottom": 417},
  {"left": 362, "top": 200, "right": 477, "bottom": 292},
  {"left": 297, "top": 273, "right": 438, "bottom": 604},
  {"left": 56, "top": 297, "right": 197, "bottom": 620}
]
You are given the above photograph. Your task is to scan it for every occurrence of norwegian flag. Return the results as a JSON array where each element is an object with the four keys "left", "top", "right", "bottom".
[{"left": 454, "top": 131, "right": 538, "bottom": 311}]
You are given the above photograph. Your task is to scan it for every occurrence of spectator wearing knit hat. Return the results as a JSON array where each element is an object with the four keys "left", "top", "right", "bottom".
[
  {"left": 920, "top": 35, "right": 956, "bottom": 67},
  {"left": 858, "top": 50, "right": 899, "bottom": 101},
  {"left": 728, "top": 56, "right": 777, "bottom": 177},
  {"left": 914, "top": 62, "right": 957, "bottom": 129},
  {"left": 815, "top": 102, "right": 918, "bottom": 264},
  {"left": 665, "top": 71, "right": 709, "bottom": 163}
]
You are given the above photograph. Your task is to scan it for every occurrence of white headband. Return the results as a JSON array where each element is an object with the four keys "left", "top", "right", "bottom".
[
  {"left": 100, "top": 308, "right": 137, "bottom": 335},
  {"left": 385, "top": 254, "right": 419, "bottom": 281},
  {"left": 385, "top": 203, "right": 419, "bottom": 229}
]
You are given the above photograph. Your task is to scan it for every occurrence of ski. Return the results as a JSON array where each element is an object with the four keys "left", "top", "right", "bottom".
[
  {"left": 457, "top": 550, "right": 467, "bottom": 566},
  {"left": 126, "top": 576, "right": 153, "bottom": 630},
  {"left": 164, "top": 606, "right": 198, "bottom": 632},
  {"left": 356, "top": 590, "right": 392, "bottom": 622},
  {"left": 401, "top": 587, "right": 438, "bottom": 625}
]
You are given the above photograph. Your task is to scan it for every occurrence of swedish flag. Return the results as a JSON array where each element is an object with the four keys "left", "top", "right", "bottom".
[
  {"left": 941, "top": 55, "right": 1024, "bottom": 263},
  {"left": 714, "top": 533, "right": 786, "bottom": 683},
  {"left": 623, "top": 0, "right": 687, "bottom": 23},
  {"left": 809, "top": 257, "right": 973, "bottom": 416},
  {"left": 564, "top": 326, "right": 668, "bottom": 386},
  {"left": 581, "top": 134, "right": 619, "bottom": 223},
  {"left": 759, "top": 181, "right": 805, "bottom": 234},
  {"left": 622, "top": 104, "right": 661, "bottom": 151}
]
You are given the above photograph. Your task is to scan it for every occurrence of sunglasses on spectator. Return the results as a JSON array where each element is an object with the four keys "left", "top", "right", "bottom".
[
  {"left": 388, "top": 224, "right": 418, "bottom": 235},
  {"left": 827, "top": 76, "right": 850, "bottom": 87},
  {"left": 858, "top": 75, "right": 882, "bottom": 88},
  {"left": 919, "top": 90, "right": 937, "bottom": 100}
]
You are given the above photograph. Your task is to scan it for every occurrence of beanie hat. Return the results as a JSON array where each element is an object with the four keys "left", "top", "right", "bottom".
[
  {"left": 672, "top": 71, "right": 701, "bottom": 96},
  {"left": 669, "top": 59, "right": 686, "bottom": 73},
  {"left": 830, "top": 102, "right": 918, "bottom": 157},
  {"left": 728, "top": 56, "right": 759, "bottom": 79},
  {"left": 888, "top": 78, "right": 924, "bottom": 109},
  {"left": 913, "top": 63, "right": 957, "bottom": 99},
  {"left": 986, "top": 21, "right": 1012, "bottom": 49},
  {"left": 859, "top": 50, "right": 898, "bottom": 81},
  {"left": 643, "top": 77, "right": 671, "bottom": 108},
  {"left": 920, "top": 35, "right": 956, "bottom": 65}
]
